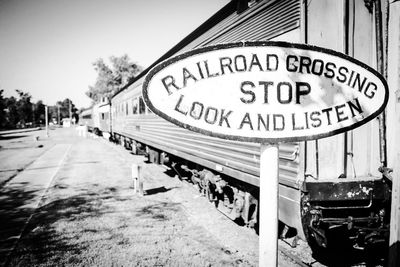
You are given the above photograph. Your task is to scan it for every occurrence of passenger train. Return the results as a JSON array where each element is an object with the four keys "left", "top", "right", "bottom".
[
  {"left": 81, "top": 0, "right": 400, "bottom": 260},
  {"left": 80, "top": 97, "right": 112, "bottom": 139}
]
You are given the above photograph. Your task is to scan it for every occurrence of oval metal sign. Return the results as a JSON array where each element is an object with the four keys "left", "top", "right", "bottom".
[{"left": 142, "top": 41, "right": 389, "bottom": 143}]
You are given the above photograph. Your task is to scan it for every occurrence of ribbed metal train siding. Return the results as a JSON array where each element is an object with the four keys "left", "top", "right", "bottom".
[
  {"left": 112, "top": 0, "right": 302, "bottom": 188},
  {"left": 113, "top": 113, "right": 300, "bottom": 187},
  {"left": 179, "top": 0, "right": 300, "bottom": 52}
]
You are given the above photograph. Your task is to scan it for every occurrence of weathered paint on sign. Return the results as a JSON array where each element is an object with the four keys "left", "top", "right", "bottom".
[{"left": 142, "top": 41, "right": 389, "bottom": 143}]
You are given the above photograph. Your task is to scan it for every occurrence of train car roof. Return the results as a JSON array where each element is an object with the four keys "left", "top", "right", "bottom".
[
  {"left": 112, "top": 0, "right": 237, "bottom": 99},
  {"left": 79, "top": 108, "right": 92, "bottom": 115}
]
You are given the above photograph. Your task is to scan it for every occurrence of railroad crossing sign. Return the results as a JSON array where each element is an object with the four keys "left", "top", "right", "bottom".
[
  {"left": 143, "top": 41, "right": 388, "bottom": 143},
  {"left": 142, "top": 41, "right": 389, "bottom": 266}
]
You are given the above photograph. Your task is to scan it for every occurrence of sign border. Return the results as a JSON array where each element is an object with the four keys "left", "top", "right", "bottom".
[{"left": 142, "top": 41, "right": 389, "bottom": 143}]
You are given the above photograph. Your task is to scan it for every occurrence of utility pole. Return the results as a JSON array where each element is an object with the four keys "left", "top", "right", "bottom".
[
  {"left": 45, "top": 105, "right": 49, "bottom": 137},
  {"left": 69, "top": 99, "right": 73, "bottom": 125}
]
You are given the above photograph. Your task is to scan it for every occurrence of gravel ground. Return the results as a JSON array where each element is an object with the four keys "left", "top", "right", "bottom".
[{"left": 1, "top": 127, "right": 301, "bottom": 266}]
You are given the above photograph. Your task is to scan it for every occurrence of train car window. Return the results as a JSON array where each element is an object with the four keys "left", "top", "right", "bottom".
[
  {"left": 101, "top": 113, "right": 105, "bottom": 120},
  {"left": 139, "top": 97, "right": 146, "bottom": 114},
  {"left": 126, "top": 102, "right": 128, "bottom": 116},
  {"left": 132, "top": 98, "right": 138, "bottom": 114}
]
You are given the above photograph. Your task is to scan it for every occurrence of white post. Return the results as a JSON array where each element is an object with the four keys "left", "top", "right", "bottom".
[
  {"left": 259, "top": 143, "right": 279, "bottom": 266},
  {"left": 132, "top": 163, "right": 143, "bottom": 195}
]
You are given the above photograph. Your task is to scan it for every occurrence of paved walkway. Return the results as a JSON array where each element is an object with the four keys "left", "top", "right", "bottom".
[{"left": 0, "top": 144, "right": 71, "bottom": 266}]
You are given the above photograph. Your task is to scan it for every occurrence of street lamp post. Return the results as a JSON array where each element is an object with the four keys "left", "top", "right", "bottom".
[{"left": 45, "top": 105, "right": 49, "bottom": 137}]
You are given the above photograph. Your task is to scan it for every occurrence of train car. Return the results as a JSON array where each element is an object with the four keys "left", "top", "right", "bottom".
[
  {"left": 80, "top": 97, "right": 111, "bottom": 139},
  {"left": 111, "top": 0, "right": 397, "bottom": 257},
  {"left": 79, "top": 108, "right": 93, "bottom": 128}
]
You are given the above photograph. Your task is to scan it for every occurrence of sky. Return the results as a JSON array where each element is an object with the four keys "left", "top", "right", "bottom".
[{"left": 0, "top": 0, "right": 228, "bottom": 109}]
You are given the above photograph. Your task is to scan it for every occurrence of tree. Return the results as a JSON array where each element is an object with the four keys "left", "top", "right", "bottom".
[
  {"left": 33, "top": 100, "right": 46, "bottom": 125},
  {"left": 0, "top": 90, "right": 6, "bottom": 129},
  {"left": 110, "top": 54, "right": 141, "bottom": 86},
  {"left": 0, "top": 89, "right": 78, "bottom": 129},
  {"left": 86, "top": 54, "right": 142, "bottom": 102},
  {"left": 15, "top": 90, "right": 33, "bottom": 127},
  {"left": 54, "top": 98, "right": 77, "bottom": 120},
  {"left": 5, "top": 96, "right": 18, "bottom": 128}
]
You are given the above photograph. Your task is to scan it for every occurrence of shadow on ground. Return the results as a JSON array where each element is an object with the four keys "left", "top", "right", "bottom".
[
  {"left": 0, "top": 182, "right": 131, "bottom": 266},
  {"left": 136, "top": 201, "right": 181, "bottom": 221},
  {"left": 144, "top": 186, "right": 178, "bottom": 196},
  {"left": 0, "top": 135, "right": 27, "bottom": 141},
  {"left": 0, "top": 184, "right": 40, "bottom": 242}
]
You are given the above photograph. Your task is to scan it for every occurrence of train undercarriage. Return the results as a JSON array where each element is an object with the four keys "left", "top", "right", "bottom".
[
  {"left": 301, "top": 178, "right": 391, "bottom": 263},
  {"left": 113, "top": 133, "right": 260, "bottom": 228},
  {"left": 112, "top": 132, "right": 392, "bottom": 262}
]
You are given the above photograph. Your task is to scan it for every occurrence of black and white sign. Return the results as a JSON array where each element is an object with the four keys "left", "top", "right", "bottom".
[{"left": 143, "top": 41, "right": 388, "bottom": 142}]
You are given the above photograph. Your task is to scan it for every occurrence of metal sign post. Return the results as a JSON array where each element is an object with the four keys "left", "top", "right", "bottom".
[
  {"left": 142, "top": 41, "right": 389, "bottom": 266},
  {"left": 259, "top": 143, "right": 279, "bottom": 266}
]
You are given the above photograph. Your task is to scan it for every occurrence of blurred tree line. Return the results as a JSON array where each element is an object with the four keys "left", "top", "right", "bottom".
[{"left": 0, "top": 89, "right": 77, "bottom": 130}]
